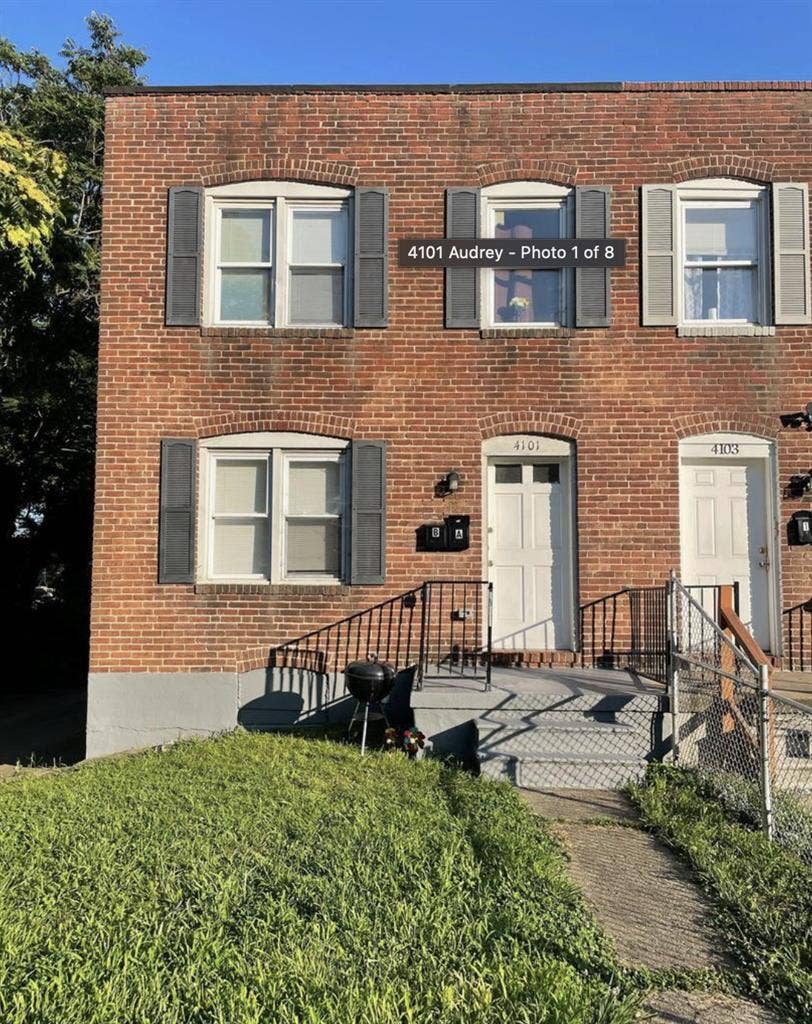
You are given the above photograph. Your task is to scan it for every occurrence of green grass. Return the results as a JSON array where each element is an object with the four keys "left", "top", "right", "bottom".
[
  {"left": 0, "top": 732, "right": 641, "bottom": 1024},
  {"left": 629, "top": 764, "right": 812, "bottom": 1023}
]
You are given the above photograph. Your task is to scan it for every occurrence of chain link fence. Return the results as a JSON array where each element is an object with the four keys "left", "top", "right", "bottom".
[{"left": 669, "top": 575, "right": 812, "bottom": 865}]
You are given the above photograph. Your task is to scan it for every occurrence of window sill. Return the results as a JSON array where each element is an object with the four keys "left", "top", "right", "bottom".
[
  {"left": 200, "top": 327, "right": 355, "bottom": 340},
  {"left": 677, "top": 325, "right": 776, "bottom": 337},
  {"left": 195, "top": 582, "right": 351, "bottom": 596},
  {"left": 480, "top": 327, "right": 574, "bottom": 339}
]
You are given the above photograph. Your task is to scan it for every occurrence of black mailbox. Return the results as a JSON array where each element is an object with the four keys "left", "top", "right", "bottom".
[
  {"left": 445, "top": 514, "right": 470, "bottom": 551},
  {"left": 790, "top": 510, "right": 812, "bottom": 545},
  {"left": 417, "top": 522, "right": 447, "bottom": 551}
]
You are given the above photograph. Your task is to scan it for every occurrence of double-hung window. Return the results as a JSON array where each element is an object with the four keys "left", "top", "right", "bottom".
[
  {"left": 682, "top": 196, "right": 764, "bottom": 324},
  {"left": 206, "top": 182, "right": 352, "bottom": 327},
  {"left": 480, "top": 182, "right": 573, "bottom": 328},
  {"left": 204, "top": 443, "right": 347, "bottom": 583}
]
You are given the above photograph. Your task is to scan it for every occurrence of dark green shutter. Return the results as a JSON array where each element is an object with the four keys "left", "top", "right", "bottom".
[
  {"left": 354, "top": 187, "right": 389, "bottom": 327},
  {"left": 445, "top": 188, "right": 480, "bottom": 328},
  {"left": 772, "top": 183, "right": 811, "bottom": 325},
  {"left": 166, "top": 187, "right": 203, "bottom": 326},
  {"left": 158, "top": 438, "right": 196, "bottom": 583},
  {"left": 350, "top": 440, "right": 386, "bottom": 584},
  {"left": 575, "top": 186, "right": 611, "bottom": 327}
]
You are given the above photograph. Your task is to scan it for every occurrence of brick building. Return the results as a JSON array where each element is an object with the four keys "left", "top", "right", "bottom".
[{"left": 88, "top": 81, "right": 812, "bottom": 757}]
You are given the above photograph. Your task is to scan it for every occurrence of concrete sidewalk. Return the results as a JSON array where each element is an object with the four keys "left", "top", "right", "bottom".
[{"left": 521, "top": 789, "right": 786, "bottom": 1024}]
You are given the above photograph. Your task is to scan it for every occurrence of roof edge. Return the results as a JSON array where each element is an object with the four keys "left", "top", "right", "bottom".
[{"left": 104, "top": 80, "right": 812, "bottom": 97}]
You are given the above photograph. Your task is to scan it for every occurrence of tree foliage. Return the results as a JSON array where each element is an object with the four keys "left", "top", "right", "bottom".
[{"left": 0, "top": 15, "right": 147, "bottom": 688}]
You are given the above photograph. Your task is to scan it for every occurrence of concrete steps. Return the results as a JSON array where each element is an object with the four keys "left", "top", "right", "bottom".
[{"left": 475, "top": 699, "right": 658, "bottom": 790}]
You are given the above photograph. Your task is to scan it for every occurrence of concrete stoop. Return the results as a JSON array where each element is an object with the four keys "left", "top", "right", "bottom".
[
  {"left": 412, "top": 680, "right": 669, "bottom": 790},
  {"left": 477, "top": 707, "right": 656, "bottom": 789}
]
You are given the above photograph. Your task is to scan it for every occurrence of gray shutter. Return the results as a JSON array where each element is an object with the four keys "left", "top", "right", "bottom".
[
  {"left": 575, "top": 186, "right": 611, "bottom": 327},
  {"left": 350, "top": 440, "right": 386, "bottom": 585},
  {"left": 772, "top": 183, "right": 811, "bottom": 325},
  {"left": 159, "top": 438, "right": 196, "bottom": 583},
  {"left": 445, "top": 188, "right": 480, "bottom": 328},
  {"left": 641, "top": 185, "right": 679, "bottom": 325},
  {"left": 166, "top": 187, "right": 203, "bottom": 326},
  {"left": 354, "top": 187, "right": 389, "bottom": 327}
]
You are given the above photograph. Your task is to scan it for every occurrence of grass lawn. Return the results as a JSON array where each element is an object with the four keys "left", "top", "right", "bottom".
[
  {"left": 629, "top": 765, "right": 812, "bottom": 1023},
  {"left": 0, "top": 732, "right": 640, "bottom": 1024}
]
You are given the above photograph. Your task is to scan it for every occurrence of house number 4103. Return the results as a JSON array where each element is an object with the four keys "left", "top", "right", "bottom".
[{"left": 711, "top": 443, "right": 739, "bottom": 455}]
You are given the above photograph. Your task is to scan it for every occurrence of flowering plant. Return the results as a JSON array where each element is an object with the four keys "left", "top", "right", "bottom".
[
  {"left": 384, "top": 726, "right": 426, "bottom": 758},
  {"left": 508, "top": 295, "right": 530, "bottom": 321}
]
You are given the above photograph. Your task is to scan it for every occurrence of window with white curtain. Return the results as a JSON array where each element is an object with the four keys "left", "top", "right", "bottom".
[
  {"left": 205, "top": 182, "right": 352, "bottom": 327},
  {"left": 203, "top": 446, "right": 346, "bottom": 583},
  {"left": 678, "top": 181, "right": 769, "bottom": 325}
]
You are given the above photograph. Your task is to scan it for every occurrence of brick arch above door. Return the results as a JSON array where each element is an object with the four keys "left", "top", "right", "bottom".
[
  {"left": 478, "top": 411, "right": 582, "bottom": 441},
  {"left": 672, "top": 413, "right": 778, "bottom": 441}
]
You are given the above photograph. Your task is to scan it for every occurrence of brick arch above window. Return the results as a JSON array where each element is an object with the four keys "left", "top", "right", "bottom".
[
  {"left": 196, "top": 410, "right": 356, "bottom": 440},
  {"left": 475, "top": 159, "right": 578, "bottom": 188},
  {"left": 478, "top": 411, "right": 582, "bottom": 441},
  {"left": 198, "top": 156, "right": 360, "bottom": 189},
  {"left": 672, "top": 413, "right": 778, "bottom": 440},
  {"left": 670, "top": 155, "right": 778, "bottom": 185}
]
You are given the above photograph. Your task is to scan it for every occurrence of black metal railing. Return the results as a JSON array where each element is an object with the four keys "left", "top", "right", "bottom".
[
  {"left": 268, "top": 580, "right": 493, "bottom": 691},
  {"left": 784, "top": 598, "right": 812, "bottom": 672},
  {"left": 579, "top": 583, "right": 735, "bottom": 685}
]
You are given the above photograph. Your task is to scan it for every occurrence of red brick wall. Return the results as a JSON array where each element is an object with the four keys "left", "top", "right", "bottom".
[{"left": 92, "top": 83, "right": 812, "bottom": 673}]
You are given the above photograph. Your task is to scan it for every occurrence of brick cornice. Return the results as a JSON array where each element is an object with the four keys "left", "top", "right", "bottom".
[
  {"left": 672, "top": 413, "right": 778, "bottom": 440},
  {"left": 198, "top": 157, "right": 360, "bottom": 188},
  {"left": 475, "top": 159, "right": 578, "bottom": 187},
  {"left": 196, "top": 410, "right": 356, "bottom": 439},
  {"left": 670, "top": 155, "right": 778, "bottom": 184},
  {"left": 477, "top": 411, "right": 582, "bottom": 440}
]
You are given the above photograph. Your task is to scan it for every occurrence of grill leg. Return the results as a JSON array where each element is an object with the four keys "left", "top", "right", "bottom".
[{"left": 360, "top": 703, "right": 369, "bottom": 756}]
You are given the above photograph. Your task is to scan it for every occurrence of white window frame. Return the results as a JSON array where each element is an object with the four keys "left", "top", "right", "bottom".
[
  {"left": 279, "top": 450, "right": 346, "bottom": 583},
  {"left": 204, "top": 181, "right": 353, "bottom": 328},
  {"left": 676, "top": 179, "right": 771, "bottom": 327},
  {"left": 198, "top": 432, "right": 349, "bottom": 585},
  {"left": 213, "top": 202, "right": 275, "bottom": 326},
  {"left": 281, "top": 200, "right": 350, "bottom": 329},
  {"left": 480, "top": 181, "right": 573, "bottom": 329}
]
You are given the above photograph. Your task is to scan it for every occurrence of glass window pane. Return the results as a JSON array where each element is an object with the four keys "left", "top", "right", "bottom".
[
  {"left": 220, "top": 209, "right": 271, "bottom": 263},
  {"left": 291, "top": 208, "right": 347, "bottom": 264},
  {"left": 213, "top": 520, "right": 269, "bottom": 576},
  {"left": 684, "top": 267, "right": 755, "bottom": 321},
  {"left": 685, "top": 205, "right": 756, "bottom": 261},
  {"left": 286, "top": 519, "right": 341, "bottom": 575},
  {"left": 494, "top": 269, "right": 560, "bottom": 323},
  {"left": 220, "top": 268, "right": 271, "bottom": 321},
  {"left": 495, "top": 464, "right": 522, "bottom": 483},
  {"left": 215, "top": 459, "right": 267, "bottom": 514},
  {"left": 533, "top": 464, "right": 560, "bottom": 484},
  {"left": 494, "top": 207, "right": 561, "bottom": 240},
  {"left": 289, "top": 268, "right": 343, "bottom": 324},
  {"left": 288, "top": 461, "right": 341, "bottom": 515}
]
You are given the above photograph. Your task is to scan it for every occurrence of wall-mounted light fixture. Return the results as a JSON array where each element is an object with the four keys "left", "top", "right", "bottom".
[
  {"left": 780, "top": 401, "right": 812, "bottom": 431},
  {"left": 437, "top": 469, "right": 461, "bottom": 496},
  {"left": 789, "top": 471, "right": 812, "bottom": 498}
]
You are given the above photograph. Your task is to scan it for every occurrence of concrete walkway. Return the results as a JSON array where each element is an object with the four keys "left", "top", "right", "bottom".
[{"left": 521, "top": 789, "right": 786, "bottom": 1024}]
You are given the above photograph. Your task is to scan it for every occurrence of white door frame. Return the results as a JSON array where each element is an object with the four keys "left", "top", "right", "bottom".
[
  {"left": 678, "top": 431, "right": 782, "bottom": 654},
  {"left": 481, "top": 434, "right": 578, "bottom": 650}
]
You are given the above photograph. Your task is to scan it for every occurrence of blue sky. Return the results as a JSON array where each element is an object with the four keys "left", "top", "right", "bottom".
[{"left": 1, "top": 0, "right": 810, "bottom": 85}]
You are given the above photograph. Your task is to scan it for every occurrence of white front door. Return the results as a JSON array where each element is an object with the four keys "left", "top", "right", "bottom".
[
  {"left": 487, "top": 459, "right": 573, "bottom": 650},
  {"left": 680, "top": 457, "right": 772, "bottom": 650}
]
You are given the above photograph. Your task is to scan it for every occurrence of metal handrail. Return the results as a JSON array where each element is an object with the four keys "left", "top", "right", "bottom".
[{"left": 783, "top": 598, "right": 812, "bottom": 672}]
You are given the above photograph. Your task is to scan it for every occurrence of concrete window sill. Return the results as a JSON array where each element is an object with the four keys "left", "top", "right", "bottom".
[
  {"left": 677, "top": 325, "right": 776, "bottom": 337},
  {"left": 200, "top": 327, "right": 355, "bottom": 340}
]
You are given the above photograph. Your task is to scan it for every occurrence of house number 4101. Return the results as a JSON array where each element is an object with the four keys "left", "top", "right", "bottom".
[
  {"left": 711, "top": 443, "right": 740, "bottom": 455},
  {"left": 513, "top": 440, "right": 543, "bottom": 451}
]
